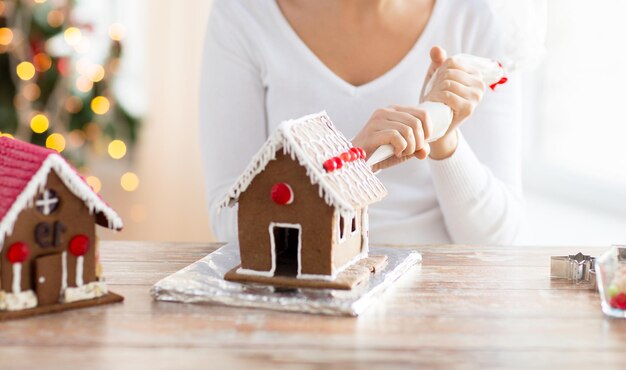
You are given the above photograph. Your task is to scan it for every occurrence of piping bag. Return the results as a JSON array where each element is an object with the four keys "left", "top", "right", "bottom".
[{"left": 365, "top": 54, "right": 508, "bottom": 167}]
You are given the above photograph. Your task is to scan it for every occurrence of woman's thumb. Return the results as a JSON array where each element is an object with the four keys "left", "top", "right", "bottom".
[{"left": 430, "top": 46, "right": 447, "bottom": 67}]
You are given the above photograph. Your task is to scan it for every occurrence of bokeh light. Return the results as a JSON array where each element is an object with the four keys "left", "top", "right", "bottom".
[
  {"left": 46, "top": 133, "right": 66, "bottom": 152},
  {"left": 108, "top": 139, "right": 127, "bottom": 159},
  {"left": 63, "top": 27, "right": 82, "bottom": 46},
  {"left": 33, "top": 53, "right": 52, "bottom": 72},
  {"left": 22, "top": 83, "right": 41, "bottom": 101},
  {"left": 33, "top": 0, "right": 47, "bottom": 4},
  {"left": 75, "top": 76, "right": 93, "bottom": 92},
  {"left": 91, "top": 96, "right": 110, "bottom": 115},
  {"left": 120, "top": 172, "right": 139, "bottom": 192},
  {"left": 47, "top": 10, "right": 64, "bottom": 28},
  {"left": 108, "top": 23, "right": 126, "bottom": 41},
  {"left": 30, "top": 114, "right": 49, "bottom": 133},
  {"left": 88, "top": 64, "right": 105, "bottom": 82},
  {"left": 86, "top": 176, "right": 102, "bottom": 193},
  {"left": 64, "top": 96, "right": 83, "bottom": 113},
  {"left": 68, "top": 130, "right": 86, "bottom": 148},
  {"left": 0, "top": 131, "right": 14, "bottom": 139},
  {"left": 16, "top": 61, "right": 35, "bottom": 80},
  {"left": 0, "top": 27, "right": 13, "bottom": 46}
]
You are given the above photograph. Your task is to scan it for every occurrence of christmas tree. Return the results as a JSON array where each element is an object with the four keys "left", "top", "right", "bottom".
[{"left": 0, "top": 0, "right": 140, "bottom": 176}]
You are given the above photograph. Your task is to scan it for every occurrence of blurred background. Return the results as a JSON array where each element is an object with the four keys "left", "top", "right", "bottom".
[{"left": 0, "top": 0, "right": 624, "bottom": 246}]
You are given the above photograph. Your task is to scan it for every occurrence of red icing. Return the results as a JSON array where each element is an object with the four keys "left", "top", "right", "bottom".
[
  {"left": 270, "top": 183, "right": 294, "bottom": 205},
  {"left": 489, "top": 77, "right": 508, "bottom": 91},
  {"left": 69, "top": 234, "right": 90, "bottom": 256},
  {"left": 7, "top": 242, "right": 29, "bottom": 263}
]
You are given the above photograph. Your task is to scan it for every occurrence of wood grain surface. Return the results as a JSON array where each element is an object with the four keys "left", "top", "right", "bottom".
[{"left": 0, "top": 241, "right": 624, "bottom": 370}]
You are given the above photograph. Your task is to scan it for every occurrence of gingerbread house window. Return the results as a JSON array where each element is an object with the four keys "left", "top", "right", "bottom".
[
  {"left": 351, "top": 216, "right": 357, "bottom": 234},
  {"left": 36, "top": 189, "right": 60, "bottom": 215},
  {"left": 338, "top": 215, "right": 345, "bottom": 242}
]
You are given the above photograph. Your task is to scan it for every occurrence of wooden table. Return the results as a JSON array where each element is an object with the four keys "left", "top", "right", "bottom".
[{"left": 0, "top": 242, "right": 624, "bottom": 369}]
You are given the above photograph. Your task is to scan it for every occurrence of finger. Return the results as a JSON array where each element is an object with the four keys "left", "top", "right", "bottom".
[
  {"left": 414, "top": 143, "right": 431, "bottom": 160},
  {"left": 435, "top": 69, "right": 486, "bottom": 90},
  {"left": 390, "top": 105, "right": 433, "bottom": 141},
  {"left": 445, "top": 56, "right": 481, "bottom": 76},
  {"left": 383, "top": 109, "right": 423, "bottom": 154},
  {"left": 430, "top": 90, "right": 468, "bottom": 116},
  {"left": 371, "top": 129, "right": 408, "bottom": 157},
  {"left": 421, "top": 46, "right": 448, "bottom": 99}
]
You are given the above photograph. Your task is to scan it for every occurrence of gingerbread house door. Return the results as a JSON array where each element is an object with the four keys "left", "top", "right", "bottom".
[
  {"left": 34, "top": 253, "right": 63, "bottom": 305},
  {"left": 270, "top": 223, "right": 301, "bottom": 277}
]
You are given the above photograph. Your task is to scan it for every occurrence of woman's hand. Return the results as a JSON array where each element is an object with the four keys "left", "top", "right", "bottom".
[
  {"left": 421, "top": 46, "right": 487, "bottom": 159},
  {"left": 352, "top": 105, "right": 433, "bottom": 172}
]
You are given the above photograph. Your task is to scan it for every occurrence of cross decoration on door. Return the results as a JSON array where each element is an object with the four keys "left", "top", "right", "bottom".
[{"left": 36, "top": 189, "right": 60, "bottom": 215}]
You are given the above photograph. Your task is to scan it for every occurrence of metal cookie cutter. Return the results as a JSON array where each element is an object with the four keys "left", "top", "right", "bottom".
[{"left": 551, "top": 252, "right": 596, "bottom": 289}]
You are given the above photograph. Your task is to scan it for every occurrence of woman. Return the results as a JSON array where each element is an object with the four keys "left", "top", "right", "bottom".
[{"left": 200, "top": 0, "right": 523, "bottom": 245}]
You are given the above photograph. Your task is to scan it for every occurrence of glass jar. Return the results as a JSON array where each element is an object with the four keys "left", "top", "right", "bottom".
[{"left": 596, "top": 246, "right": 626, "bottom": 318}]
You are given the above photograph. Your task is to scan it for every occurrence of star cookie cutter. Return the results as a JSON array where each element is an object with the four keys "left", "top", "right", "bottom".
[{"left": 551, "top": 252, "right": 596, "bottom": 288}]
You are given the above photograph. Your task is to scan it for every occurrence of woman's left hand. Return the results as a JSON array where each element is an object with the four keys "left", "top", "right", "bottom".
[{"left": 421, "top": 46, "right": 486, "bottom": 159}]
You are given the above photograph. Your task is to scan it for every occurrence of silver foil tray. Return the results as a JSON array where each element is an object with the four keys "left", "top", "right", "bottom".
[{"left": 150, "top": 242, "right": 421, "bottom": 316}]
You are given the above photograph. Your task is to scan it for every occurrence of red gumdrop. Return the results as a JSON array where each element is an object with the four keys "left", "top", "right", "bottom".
[
  {"left": 323, "top": 158, "right": 337, "bottom": 172},
  {"left": 7, "top": 242, "right": 29, "bottom": 264},
  {"left": 333, "top": 156, "right": 344, "bottom": 169},
  {"left": 349, "top": 148, "right": 360, "bottom": 161},
  {"left": 340, "top": 152, "right": 352, "bottom": 162},
  {"left": 270, "top": 183, "right": 294, "bottom": 205},
  {"left": 69, "top": 235, "right": 90, "bottom": 257},
  {"left": 356, "top": 147, "right": 366, "bottom": 159},
  {"left": 611, "top": 292, "right": 626, "bottom": 310}
]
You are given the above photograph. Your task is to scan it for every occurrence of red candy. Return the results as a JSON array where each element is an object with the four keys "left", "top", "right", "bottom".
[
  {"left": 358, "top": 147, "right": 367, "bottom": 159},
  {"left": 610, "top": 293, "right": 626, "bottom": 310},
  {"left": 69, "top": 235, "right": 90, "bottom": 257},
  {"left": 333, "top": 157, "right": 343, "bottom": 169},
  {"left": 7, "top": 242, "right": 29, "bottom": 263},
  {"left": 270, "top": 183, "right": 294, "bottom": 205},
  {"left": 323, "top": 158, "right": 337, "bottom": 172},
  {"left": 340, "top": 152, "right": 351, "bottom": 162}
]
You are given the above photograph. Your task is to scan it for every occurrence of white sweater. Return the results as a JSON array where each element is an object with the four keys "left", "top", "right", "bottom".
[{"left": 200, "top": 0, "right": 524, "bottom": 245}]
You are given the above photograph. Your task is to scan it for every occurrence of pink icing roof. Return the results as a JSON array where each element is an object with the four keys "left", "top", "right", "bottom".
[{"left": 0, "top": 137, "right": 123, "bottom": 246}]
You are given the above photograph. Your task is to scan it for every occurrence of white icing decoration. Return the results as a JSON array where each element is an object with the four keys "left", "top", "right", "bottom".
[
  {"left": 35, "top": 189, "right": 59, "bottom": 215},
  {"left": 361, "top": 206, "right": 370, "bottom": 255},
  {"left": 61, "top": 251, "right": 68, "bottom": 291},
  {"left": 38, "top": 276, "right": 45, "bottom": 284},
  {"left": 63, "top": 281, "right": 108, "bottom": 303},
  {"left": 12, "top": 263, "right": 21, "bottom": 293},
  {"left": 0, "top": 289, "right": 37, "bottom": 311},
  {"left": 0, "top": 154, "right": 124, "bottom": 248},
  {"left": 219, "top": 112, "right": 387, "bottom": 214},
  {"left": 76, "top": 256, "right": 84, "bottom": 287}
]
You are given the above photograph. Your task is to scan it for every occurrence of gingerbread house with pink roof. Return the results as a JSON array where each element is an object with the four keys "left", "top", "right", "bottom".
[
  {"left": 0, "top": 136, "right": 123, "bottom": 318},
  {"left": 221, "top": 112, "right": 388, "bottom": 290}
]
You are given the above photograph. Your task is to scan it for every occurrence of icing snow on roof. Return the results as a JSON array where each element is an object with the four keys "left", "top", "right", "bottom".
[
  {"left": 0, "top": 137, "right": 123, "bottom": 247},
  {"left": 221, "top": 111, "right": 387, "bottom": 213}
]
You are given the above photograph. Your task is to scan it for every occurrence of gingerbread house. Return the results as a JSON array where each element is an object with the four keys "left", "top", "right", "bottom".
[
  {"left": 221, "top": 112, "right": 388, "bottom": 290},
  {"left": 0, "top": 136, "right": 123, "bottom": 318}
]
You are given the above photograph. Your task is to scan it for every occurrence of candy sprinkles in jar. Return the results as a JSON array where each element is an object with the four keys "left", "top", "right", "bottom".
[{"left": 597, "top": 246, "right": 626, "bottom": 318}]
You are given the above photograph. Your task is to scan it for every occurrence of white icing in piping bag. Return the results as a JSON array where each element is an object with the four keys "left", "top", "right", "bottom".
[{"left": 366, "top": 54, "right": 506, "bottom": 167}]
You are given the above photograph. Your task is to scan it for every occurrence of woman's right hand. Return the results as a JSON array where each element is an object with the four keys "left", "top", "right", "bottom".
[{"left": 352, "top": 105, "right": 432, "bottom": 171}]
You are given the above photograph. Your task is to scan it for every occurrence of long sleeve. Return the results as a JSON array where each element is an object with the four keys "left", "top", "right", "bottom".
[
  {"left": 427, "top": 3, "right": 525, "bottom": 245},
  {"left": 199, "top": 0, "right": 267, "bottom": 242}
]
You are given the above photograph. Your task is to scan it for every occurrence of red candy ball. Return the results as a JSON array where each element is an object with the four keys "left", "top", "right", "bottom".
[
  {"left": 270, "top": 183, "right": 294, "bottom": 205},
  {"left": 7, "top": 242, "right": 29, "bottom": 264},
  {"left": 323, "top": 158, "right": 337, "bottom": 172},
  {"left": 610, "top": 292, "right": 626, "bottom": 310},
  {"left": 333, "top": 157, "right": 344, "bottom": 169},
  {"left": 349, "top": 148, "right": 360, "bottom": 161},
  {"left": 340, "top": 152, "right": 351, "bottom": 162},
  {"left": 358, "top": 147, "right": 367, "bottom": 159},
  {"left": 69, "top": 235, "right": 90, "bottom": 257}
]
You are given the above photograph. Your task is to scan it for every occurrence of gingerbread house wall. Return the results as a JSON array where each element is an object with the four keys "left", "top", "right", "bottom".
[
  {"left": 237, "top": 151, "right": 339, "bottom": 276},
  {"left": 331, "top": 208, "right": 364, "bottom": 272},
  {"left": 0, "top": 171, "right": 96, "bottom": 294}
]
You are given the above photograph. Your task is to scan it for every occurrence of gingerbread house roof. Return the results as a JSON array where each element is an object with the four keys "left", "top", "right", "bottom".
[
  {"left": 0, "top": 137, "right": 123, "bottom": 247},
  {"left": 220, "top": 111, "right": 387, "bottom": 214}
]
